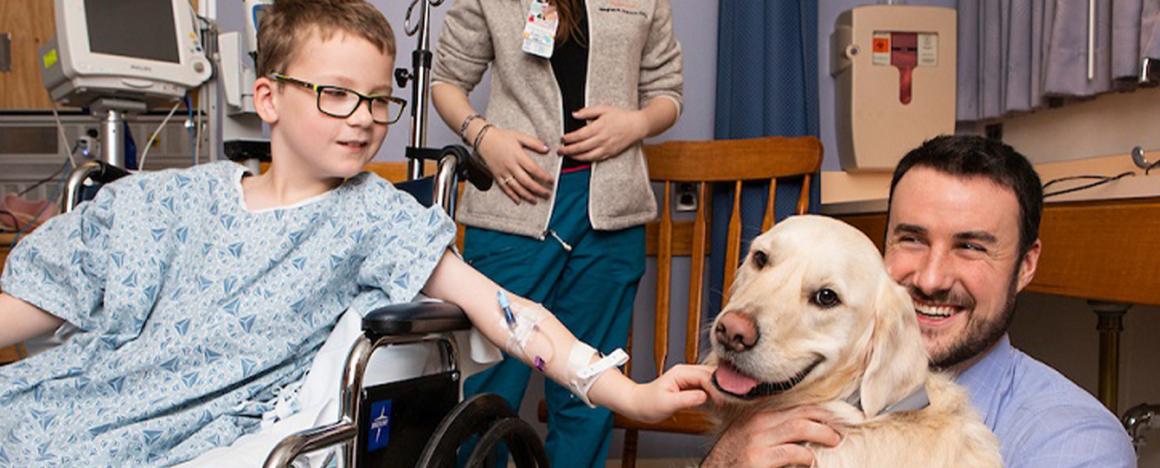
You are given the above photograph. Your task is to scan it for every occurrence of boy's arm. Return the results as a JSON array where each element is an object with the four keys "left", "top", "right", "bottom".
[
  {"left": 422, "top": 251, "right": 711, "bottom": 422},
  {"left": 0, "top": 292, "right": 63, "bottom": 348}
]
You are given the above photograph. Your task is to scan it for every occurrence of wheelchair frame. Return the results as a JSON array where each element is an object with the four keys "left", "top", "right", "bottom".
[
  {"left": 61, "top": 148, "right": 543, "bottom": 468},
  {"left": 55, "top": 1, "right": 542, "bottom": 463}
]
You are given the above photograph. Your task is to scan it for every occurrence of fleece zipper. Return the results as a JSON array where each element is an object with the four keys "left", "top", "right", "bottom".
[{"left": 539, "top": 0, "right": 593, "bottom": 250}]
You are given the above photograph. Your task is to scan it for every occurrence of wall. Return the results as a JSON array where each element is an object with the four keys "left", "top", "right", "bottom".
[{"left": 998, "top": 86, "right": 1160, "bottom": 164}]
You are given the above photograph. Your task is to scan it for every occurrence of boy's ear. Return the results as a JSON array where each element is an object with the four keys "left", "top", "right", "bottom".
[{"left": 253, "top": 76, "right": 279, "bottom": 124}]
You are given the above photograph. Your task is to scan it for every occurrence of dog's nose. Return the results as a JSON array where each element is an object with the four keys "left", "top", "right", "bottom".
[{"left": 715, "top": 312, "right": 759, "bottom": 352}]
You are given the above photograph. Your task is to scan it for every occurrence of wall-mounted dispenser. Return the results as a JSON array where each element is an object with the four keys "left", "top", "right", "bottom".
[{"left": 832, "top": 5, "right": 956, "bottom": 172}]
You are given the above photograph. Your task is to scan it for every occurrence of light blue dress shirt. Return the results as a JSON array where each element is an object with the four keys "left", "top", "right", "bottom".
[{"left": 956, "top": 334, "right": 1136, "bottom": 468}]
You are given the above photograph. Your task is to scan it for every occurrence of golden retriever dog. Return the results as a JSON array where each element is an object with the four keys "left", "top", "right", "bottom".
[{"left": 708, "top": 215, "right": 1000, "bottom": 467}]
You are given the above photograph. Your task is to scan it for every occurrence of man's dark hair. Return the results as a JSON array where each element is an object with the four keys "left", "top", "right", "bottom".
[{"left": 887, "top": 135, "right": 1043, "bottom": 258}]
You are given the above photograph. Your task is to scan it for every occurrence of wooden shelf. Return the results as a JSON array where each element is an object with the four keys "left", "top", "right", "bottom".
[{"left": 836, "top": 196, "right": 1160, "bottom": 307}]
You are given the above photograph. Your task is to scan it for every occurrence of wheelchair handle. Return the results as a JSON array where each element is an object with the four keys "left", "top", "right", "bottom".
[
  {"left": 406, "top": 144, "right": 494, "bottom": 192},
  {"left": 62, "top": 160, "right": 131, "bottom": 213}
]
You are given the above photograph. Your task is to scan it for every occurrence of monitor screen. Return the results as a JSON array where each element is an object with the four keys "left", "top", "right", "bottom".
[{"left": 84, "top": 0, "right": 180, "bottom": 64}]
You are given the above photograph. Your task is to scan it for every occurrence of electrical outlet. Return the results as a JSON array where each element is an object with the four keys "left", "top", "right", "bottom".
[
  {"left": 78, "top": 129, "right": 99, "bottom": 159},
  {"left": 675, "top": 183, "right": 698, "bottom": 212}
]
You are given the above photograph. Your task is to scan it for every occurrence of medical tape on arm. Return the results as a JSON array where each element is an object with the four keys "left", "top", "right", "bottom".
[
  {"left": 496, "top": 298, "right": 546, "bottom": 360},
  {"left": 566, "top": 343, "right": 629, "bottom": 408}
]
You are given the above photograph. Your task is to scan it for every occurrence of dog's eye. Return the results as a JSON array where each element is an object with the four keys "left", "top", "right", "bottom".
[
  {"left": 751, "top": 251, "right": 768, "bottom": 269},
  {"left": 811, "top": 288, "right": 841, "bottom": 308}
]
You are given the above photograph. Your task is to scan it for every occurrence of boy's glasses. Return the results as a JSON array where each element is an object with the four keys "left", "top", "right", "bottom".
[{"left": 270, "top": 73, "right": 407, "bottom": 125}]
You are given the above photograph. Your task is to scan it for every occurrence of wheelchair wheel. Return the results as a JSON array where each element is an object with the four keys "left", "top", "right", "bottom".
[{"left": 416, "top": 394, "right": 549, "bottom": 468}]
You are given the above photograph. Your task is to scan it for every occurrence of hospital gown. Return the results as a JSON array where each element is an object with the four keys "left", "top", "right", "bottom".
[{"left": 0, "top": 161, "right": 456, "bottom": 466}]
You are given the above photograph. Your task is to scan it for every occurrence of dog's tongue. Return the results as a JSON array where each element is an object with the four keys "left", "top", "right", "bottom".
[{"left": 714, "top": 361, "right": 758, "bottom": 395}]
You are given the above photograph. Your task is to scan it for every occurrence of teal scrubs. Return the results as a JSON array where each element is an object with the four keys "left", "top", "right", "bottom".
[{"left": 462, "top": 168, "right": 644, "bottom": 467}]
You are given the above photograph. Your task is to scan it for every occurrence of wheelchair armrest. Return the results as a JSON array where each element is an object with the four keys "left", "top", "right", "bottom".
[{"left": 362, "top": 301, "right": 471, "bottom": 336}]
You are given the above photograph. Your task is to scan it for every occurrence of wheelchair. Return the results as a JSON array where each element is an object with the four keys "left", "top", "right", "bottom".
[{"left": 60, "top": 147, "right": 549, "bottom": 468}]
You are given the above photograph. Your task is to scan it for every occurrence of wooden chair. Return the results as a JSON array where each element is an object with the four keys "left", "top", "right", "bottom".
[{"left": 618, "top": 136, "right": 823, "bottom": 466}]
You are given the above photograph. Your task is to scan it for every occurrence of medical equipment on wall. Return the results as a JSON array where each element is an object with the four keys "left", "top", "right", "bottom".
[
  {"left": 831, "top": 5, "right": 956, "bottom": 172},
  {"left": 40, "top": 0, "right": 212, "bottom": 168},
  {"left": 218, "top": 0, "right": 274, "bottom": 172}
]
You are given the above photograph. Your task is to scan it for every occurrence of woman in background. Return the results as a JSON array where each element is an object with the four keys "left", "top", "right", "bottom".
[{"left": 431, "top": 0, "right": 683, "bottom": 466}]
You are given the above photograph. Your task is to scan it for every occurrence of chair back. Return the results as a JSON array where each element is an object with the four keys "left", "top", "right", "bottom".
[{"left": 618, "top": 136, "right": 823, "bottom": 466}]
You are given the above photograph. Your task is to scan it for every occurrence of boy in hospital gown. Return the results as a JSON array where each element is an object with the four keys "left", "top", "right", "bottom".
[
  {"left": 0, "top": 163, "right": 454, "bottom": 465},
  {"left": 0, "top": 1, "right": 711, "bottom": 465}
]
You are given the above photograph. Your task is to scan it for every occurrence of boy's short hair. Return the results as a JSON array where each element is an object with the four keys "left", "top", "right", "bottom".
[
  {"left": 257, "top": 0, "right": 396, "bottom": 78},
  {"left": 887, "top": 134, "right": 1044, "bottom": 259}
]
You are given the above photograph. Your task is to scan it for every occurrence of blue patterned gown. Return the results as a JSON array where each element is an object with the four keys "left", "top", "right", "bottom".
[{"left": 0, "top": 161, "right": 456, "bottom": 466}]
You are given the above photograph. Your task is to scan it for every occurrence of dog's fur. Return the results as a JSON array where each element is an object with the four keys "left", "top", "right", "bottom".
[{"left": 707, "top": 215, "right": 1000, "bottom": 467}]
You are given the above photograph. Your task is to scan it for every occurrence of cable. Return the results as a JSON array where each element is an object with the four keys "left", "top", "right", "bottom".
[
  {"left": 194, "top": 102, "right": 204, "bottom": 163},
  {"left": 137, "top": 101, "right": 184, "bottom": 171},
  {"left": 1146, "top": 160, "right": 1160, "bottom": 176},
  {"left": 49, "top": 105, "right": 79, "bottom": 170},
  {"left": 18, "top": 143, "right": 78, "bottom": 197},
  {"left": 183, "top": 95, "right": 197, "bottom": 165},
  {"left": 0, "top": 209, "right": 22, "bottom": 232},
  {"left": 6, "top": 158, "right": 73, "bottom": 249},
  {"left": 1042, "top": 172, "right": 1135, "bottom": 198},
  {"left": 5, "top": 142, "right": 80, "bottom": 246}
]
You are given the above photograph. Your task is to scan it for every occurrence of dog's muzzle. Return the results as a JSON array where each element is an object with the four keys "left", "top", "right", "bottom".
[{"left": 712, "top": 358, "right": 823, "bottom": 400}]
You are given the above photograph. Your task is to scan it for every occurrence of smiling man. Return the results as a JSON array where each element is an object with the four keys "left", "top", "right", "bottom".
[{"left": 703, "top": 135, "right": 1134, "bottom": 468}]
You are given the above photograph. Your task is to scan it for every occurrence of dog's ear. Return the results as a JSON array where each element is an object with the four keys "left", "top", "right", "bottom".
[{"left": 858, "top": 276, "right": 929, "bottom": 417}]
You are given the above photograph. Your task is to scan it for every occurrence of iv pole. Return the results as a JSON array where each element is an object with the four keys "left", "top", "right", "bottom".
[{"left": 398, "top": 0, "right": 444, "bottom": 181}]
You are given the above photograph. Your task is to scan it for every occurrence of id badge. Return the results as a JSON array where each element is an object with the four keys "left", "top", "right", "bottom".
[{"left": 522, "top": 1, "right": 558, "bottom": 59}]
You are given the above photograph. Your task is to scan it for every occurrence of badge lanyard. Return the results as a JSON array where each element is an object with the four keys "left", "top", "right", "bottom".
[{"left": 522, "top": 0, "right": 558, "bottom": 59}]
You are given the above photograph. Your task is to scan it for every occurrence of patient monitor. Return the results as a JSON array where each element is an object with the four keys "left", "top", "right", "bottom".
[
  {"left": 40, "top": 0, "right": 212, "bottom": 108},
  {"left": 831, "top": 5, "right": 956, "bottom": 172}
]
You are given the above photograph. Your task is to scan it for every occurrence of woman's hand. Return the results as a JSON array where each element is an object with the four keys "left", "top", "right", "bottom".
[
  {"left": 558, "top": 106, "right": 649, "bottom": 162},
  {"left": 477, "top": 127, "right": 554, "bottom": 205},
  {"left": 612, "top": 364, "right": 713, "bottom": 423}
]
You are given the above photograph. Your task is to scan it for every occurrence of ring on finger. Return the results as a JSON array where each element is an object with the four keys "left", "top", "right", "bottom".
[{"left": 500, "top": 175, "right": 514, "bottom": 185}]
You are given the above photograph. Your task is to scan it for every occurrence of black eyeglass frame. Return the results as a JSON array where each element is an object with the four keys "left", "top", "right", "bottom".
[{"left": 270, "top": 73, "right": 407, "bottom": 125}]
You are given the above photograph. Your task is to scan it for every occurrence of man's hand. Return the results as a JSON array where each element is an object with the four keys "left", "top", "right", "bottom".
[{"left": 702, "top": 406, "right": 842, "bottom": 468}]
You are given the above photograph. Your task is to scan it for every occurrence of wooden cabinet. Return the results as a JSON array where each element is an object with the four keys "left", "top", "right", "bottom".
[{"left": 0, "top": 0, "right": 58, "bottom": 110}]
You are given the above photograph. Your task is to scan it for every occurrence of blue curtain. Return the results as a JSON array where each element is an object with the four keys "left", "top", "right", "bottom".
[{"left": 708, "top": 0, "right": 820, "bottom": 314}]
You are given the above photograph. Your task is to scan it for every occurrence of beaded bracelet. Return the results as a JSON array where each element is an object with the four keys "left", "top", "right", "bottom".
[
  {"left": 472, "top": 123, "right": 495, "bottom": 153},
  {"left": 458, "top": 113, "right": 482, "bottom": 141}
]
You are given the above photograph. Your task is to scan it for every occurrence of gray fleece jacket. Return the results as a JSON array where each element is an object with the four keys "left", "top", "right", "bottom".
[{"left": 432, "top": 0, "right": 683, "bottom": 238}]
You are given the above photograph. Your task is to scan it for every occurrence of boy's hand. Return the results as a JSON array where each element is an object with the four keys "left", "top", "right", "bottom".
[
  {"left": 558, "top": 106, "right": 649, "bottom": 162},
  {"left": 478, "top": 127, "right": 553, "bottom": 205},
  {"left": 614, "top": 364, "right": 713, "bottom": 423}
]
